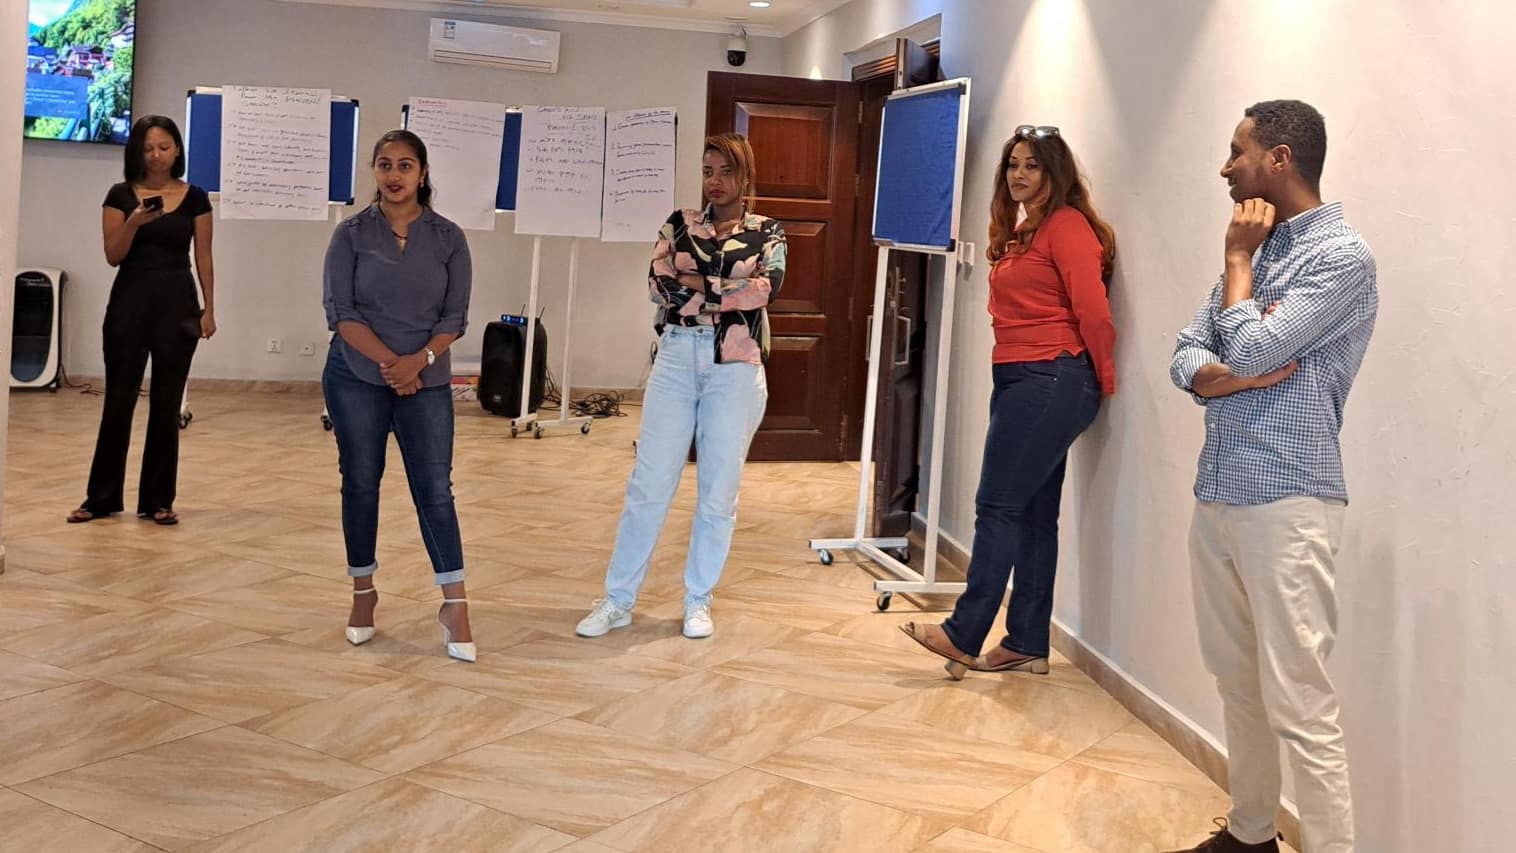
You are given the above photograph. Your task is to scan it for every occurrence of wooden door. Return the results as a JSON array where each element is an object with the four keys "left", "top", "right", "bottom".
[
  {"left": 872, "top": 251, "right": 929, "bottom": 538},
  {"left": 864, "top": 39, "right": 940, "bottom": 537},
  {"left": 894, "top": 37, "right": 941, "bottom": 88},
  {"left": 706, "top": 72, "right": 862, "bottom": 462}
]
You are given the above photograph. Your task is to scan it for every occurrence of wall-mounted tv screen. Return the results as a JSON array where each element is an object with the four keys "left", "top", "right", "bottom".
[{"left": 24, "top": 0, "right": 135, "bottom": 144}]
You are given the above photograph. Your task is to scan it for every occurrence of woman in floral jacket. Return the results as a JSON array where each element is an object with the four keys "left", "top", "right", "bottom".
[{"left": 577, "top": 132, "right": 786, "bottom": 642}]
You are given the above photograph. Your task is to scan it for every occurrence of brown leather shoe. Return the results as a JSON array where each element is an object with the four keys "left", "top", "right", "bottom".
[{"left": 1165, "top": 818, "right": 1280, "bottom": 852}]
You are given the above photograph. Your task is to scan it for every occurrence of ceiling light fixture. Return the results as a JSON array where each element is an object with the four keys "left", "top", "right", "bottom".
[{"left": 749, "top": 1, "right": 771, "bottom": 8}]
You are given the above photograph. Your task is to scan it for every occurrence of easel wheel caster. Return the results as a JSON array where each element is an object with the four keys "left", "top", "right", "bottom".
[
  {"left": 534, "top": 425, "right": 544, "bottom": 439},
  {"left": 581, "top": 422, "right": 591, "bottom": 434},
  {"left": 876, "top": 591, "right": 893, "bottom": 611},
  {"left": 178, "top": 412, "right": 192, "bottom": 430},
  {"left": 511, "top": 424, "right": 519, "bottom": 438},
  {"left": 320, "top": 414, "right": 333, "bottom": 431},
  {"left": 889, "top": 546, "right": 910, "bottom": 563},
  {"left": 817, "top": 549, "right": 833, "bottom": 566}
]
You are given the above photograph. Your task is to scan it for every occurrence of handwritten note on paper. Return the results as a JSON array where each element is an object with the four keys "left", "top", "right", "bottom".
[
  {"left": 406, "top": 97, "right": 506, "bottom": 231},
  {"left": 601, "top": 108, "right": 677, "bottom": 243},
  {"left": 219, "top": 86, "right": 330, "bottom": 221},
  {"left": 515, "top": 105, "right": 606, "bottom": 238}
]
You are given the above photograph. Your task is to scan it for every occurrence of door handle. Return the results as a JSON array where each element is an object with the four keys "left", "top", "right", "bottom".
[{"left": 893, "top": 315, "right": 912, "bottom": 367}]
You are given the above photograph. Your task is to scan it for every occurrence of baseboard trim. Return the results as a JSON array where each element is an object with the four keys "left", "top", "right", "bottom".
[
  {"left": 908, "top": 511, "right": 1303, "bottom": 849},
  {"left": 62, "top": 376, "right": 646, "bottom": 403},
  {"left": 67, "top": 376, "right": 325, "bottom": 394}
]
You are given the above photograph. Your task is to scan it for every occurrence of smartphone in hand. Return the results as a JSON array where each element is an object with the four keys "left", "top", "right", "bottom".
[{"left": 142, "top": 195, "right": 164, "bottom": 212}]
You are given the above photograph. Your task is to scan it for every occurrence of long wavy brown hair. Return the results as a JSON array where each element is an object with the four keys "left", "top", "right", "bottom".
[{"left": 987, "top": 131, "right": 1116, "bottom": 279}]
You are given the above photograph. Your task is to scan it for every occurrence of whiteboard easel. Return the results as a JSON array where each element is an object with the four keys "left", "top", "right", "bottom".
[
  {"left": 808, "top": 78, "right": 972, "bottom": 610},
  {"left": 518, "top": 240, "right": 594, "bottom": 439},
  {"left": 521, "top": 108, "right": 675, "bottom": 438},
  {"left": 509, "top": 237, "right": 593, "bottom": 439},
  {"left": 183, "top": 86, "right": 359, "bottom": 432},
  {"left": 509, "top": 105, "right": 605, "bottom": 439}
]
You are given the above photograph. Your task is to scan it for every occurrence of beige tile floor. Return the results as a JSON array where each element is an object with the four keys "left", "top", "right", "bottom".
[{"left": 0, "top": 387, "right": 1285, "bottom": 853}]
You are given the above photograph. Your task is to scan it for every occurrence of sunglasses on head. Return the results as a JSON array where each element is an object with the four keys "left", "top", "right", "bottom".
[{"left": 1013, "top": 125, "right": 1061, "bottom": 140}]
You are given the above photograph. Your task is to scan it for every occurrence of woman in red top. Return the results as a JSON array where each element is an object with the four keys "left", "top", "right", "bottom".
[{"left": 903, "top": 125, "right": 1116, "bottom": 678}]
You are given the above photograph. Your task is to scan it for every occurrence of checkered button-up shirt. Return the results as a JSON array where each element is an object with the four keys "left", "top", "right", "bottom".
[{"left": 1170, "top": 202, "right": 1378, "bottom": 506}]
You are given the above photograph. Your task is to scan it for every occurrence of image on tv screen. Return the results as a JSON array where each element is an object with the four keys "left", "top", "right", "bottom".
[{"left": 24, "top": 0, "right": 135, "bottom": 144}]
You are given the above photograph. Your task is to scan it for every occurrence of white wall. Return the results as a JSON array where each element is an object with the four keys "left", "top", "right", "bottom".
[
  {"left": 1, "top": 0, "right": 27, "bottom": 568},
  {"left": 788, "top": 2, "right": 1515, "bottom": 851},
  {"left": 18, "top": 0, "right": 780, "bottom": 386}
]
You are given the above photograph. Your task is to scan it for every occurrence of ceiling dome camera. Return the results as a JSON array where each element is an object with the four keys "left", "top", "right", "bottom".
[{"left": 727, "top": 27, "right": 747, "bottom": 67}]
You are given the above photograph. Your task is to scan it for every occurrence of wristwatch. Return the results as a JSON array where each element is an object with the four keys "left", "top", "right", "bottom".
[{"left": 424, "top": 348, "right": 436, "bottom": 366}]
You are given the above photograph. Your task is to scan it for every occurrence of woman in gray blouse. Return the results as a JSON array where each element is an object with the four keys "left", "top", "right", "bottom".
[{"left": 322, "top": 129, "right": 475, "bottom": 662}]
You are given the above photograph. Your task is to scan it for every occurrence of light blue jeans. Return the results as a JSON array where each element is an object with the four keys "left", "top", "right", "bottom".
[{"left": 604, "top": 325, "right": 767, "bottom": 610}]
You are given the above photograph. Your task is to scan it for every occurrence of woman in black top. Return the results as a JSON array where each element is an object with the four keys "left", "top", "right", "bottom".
[{"left": 67, "top": 115, "right": 216, "bottom": 526}]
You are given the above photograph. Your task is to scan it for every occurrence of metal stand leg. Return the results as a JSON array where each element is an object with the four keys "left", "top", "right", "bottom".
[
  {"left": 808, "top": 246, "right": 966, "bottom": 609},
  {"left": 511, "top": 235, "right": 543, "bottom": 438},
  {"left": 535, "top": 237, "right": 591, "bottom": 439}
]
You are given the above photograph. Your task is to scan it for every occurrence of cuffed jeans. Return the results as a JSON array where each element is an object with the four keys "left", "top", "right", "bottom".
[{"left": 323, "top": 349, "right": 465, "bottom": 585}]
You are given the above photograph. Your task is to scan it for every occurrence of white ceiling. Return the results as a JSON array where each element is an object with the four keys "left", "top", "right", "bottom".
[{"left": 275, "top": 0, "right": 852, "bottom": 37}]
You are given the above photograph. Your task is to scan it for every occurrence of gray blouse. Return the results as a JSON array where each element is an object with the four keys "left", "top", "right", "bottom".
[{"left": 322, "top": 205, "right": 472, "bottom": 387}]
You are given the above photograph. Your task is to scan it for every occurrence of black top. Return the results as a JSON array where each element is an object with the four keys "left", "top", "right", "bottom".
[{"left": 103, "top": 182, "right": 213, "bottom": 272}]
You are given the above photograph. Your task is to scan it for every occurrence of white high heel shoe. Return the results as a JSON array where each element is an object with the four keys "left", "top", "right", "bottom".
[
  {"left": 439, "top": 598, "right": 476, "bottom": 662},
  {"left": 345, "top": 587, "right": 377, "bottom": 646}
]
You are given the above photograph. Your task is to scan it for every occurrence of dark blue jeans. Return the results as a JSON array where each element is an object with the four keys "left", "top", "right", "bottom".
[
  {"left": 322, "top": 350, "right": 464, "bottom": 585},
  {"left": 942, "top": 354, "right": 1101, "bottom": 657}
]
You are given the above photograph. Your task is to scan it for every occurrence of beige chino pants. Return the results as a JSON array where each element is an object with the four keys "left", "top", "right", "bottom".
[{"left": 1190, "top": 496, "right": 1354, "bottom": 853}]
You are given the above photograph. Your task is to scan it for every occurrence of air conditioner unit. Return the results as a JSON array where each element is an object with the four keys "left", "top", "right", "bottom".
[{"left": 428, "top": 19, "right": 560, "bottom": 74}]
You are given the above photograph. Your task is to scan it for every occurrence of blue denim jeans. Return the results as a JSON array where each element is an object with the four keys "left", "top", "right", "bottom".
[
  {"left": 323, "top": 349, "right": 464, "bottom": 585},
  {"left": 942, "top": 354, "right": 1101, "bottom": 657},
  {"left": 604, "top": 326, "right": 767, "bottom": 609}
]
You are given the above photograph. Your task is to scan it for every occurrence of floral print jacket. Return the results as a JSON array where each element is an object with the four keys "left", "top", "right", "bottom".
[{"left": 648, "top": 206, "right": 787, "bottom": 365}]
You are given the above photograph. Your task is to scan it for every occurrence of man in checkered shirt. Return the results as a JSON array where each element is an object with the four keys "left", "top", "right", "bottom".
[{"left": 1166, "top": 101, "right": 1378, "bottom": 853}]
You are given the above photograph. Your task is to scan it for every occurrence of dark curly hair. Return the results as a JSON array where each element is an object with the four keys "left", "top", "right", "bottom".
[{"left": 1244, "top": 100, "right": 1327, "bottom": 191}]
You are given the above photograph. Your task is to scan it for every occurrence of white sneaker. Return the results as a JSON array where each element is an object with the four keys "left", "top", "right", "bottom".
[
  {"left": 683, "top": 603, "right": 714, "bottom": 639},
  {"left": 576, "top": 598, "right": 632, "bottom": 638}
]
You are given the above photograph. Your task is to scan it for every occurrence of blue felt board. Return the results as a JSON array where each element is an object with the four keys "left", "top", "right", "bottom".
[
  {"left": 402, "top": 106, "right": 523, "bottom": 212},
  {"left": 185, "top": 90, "right": 359, "bottom": 204},
  {"left": 873, "top": 85, "right": 966, "bottom": 250}
]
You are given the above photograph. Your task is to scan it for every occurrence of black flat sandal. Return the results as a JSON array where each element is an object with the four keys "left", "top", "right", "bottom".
[
  {"left": 138, "top": 508, "right": 179, "bottom": 526},
  {"left": 66, "top": 504, "right": 114, "bottom": 523}
]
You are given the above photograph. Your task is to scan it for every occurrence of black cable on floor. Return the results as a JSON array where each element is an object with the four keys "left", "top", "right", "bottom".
[
  {"left": 58, "top": 362, "right": 105, "bottom": 396},
  {"left": 539, "top": 368, "right": 627, "bottom": 418}
]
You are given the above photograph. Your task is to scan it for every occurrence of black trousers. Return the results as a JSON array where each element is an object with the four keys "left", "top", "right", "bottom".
[{"left": 83, "top": 270, "right": 200, "bottom": 515}]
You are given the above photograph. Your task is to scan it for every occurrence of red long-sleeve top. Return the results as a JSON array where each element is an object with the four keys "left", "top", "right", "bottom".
[{"left": 988, "top": 206, "right": 1116, "bottom": 394}]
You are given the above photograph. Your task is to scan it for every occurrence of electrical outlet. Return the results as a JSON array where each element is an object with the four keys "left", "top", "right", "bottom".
[
  {"left": 299, "top": 343, "right": 315, "bottom": 356},
  {"left": 266, "top": 338, "right": 282, "bottom": 354}
]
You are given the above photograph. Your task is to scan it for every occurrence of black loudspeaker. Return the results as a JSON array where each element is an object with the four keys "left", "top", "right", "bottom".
[{"left": 479, "top": 319, "right": 547, "bottom": 417}]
